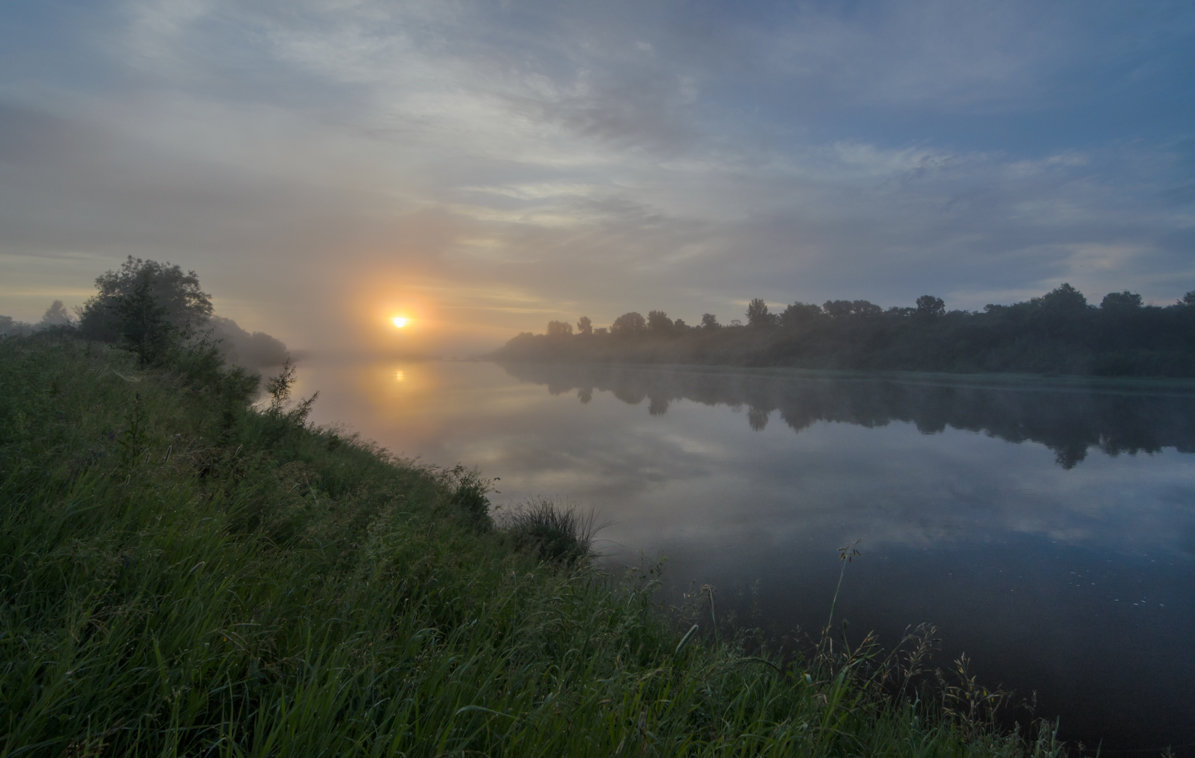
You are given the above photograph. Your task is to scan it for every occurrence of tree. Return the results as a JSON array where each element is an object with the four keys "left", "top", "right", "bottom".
[
  {"left": 852, "top": 300, "right": 882, "bottom": 317},
  {"left": 1038, "top": 283, "right": 1088, "bottom": 316},
  {"left": 1100, "top": 291, "right": 1143, "bottom": 313},
  {"left": 1180, "top": 291, "right": 1195, "bottom": 307},
  {"left": 78, "top": 257, "right": 213, "bottom": 364},
  {"left": 40, "top": 300, "right": 73, "bottom": 328},
  {"left": 546, "top": 320, "right": 573, "bottom": 338},
  {"left": 647, "top": 310, "right": 673, "bottom": 333},
  {"left": 746, "top": 298, "right": 776, "bottom": 327},
  {"left": 701, "top": 313, "right": 720, "bottom": 330},
  {"left": 610, "top": 311, "right": 646, "bottom": 336},
  {"left": 915, "top": 295, "right": 946, "bottom": 319},
  {"left": 823, "top": 300, "right": 854, "bottom": 319},
  {"left": 780, "top": 302, "right": 821, "bottom": 328},
  {"left": 577, "top": 316, "right": 593, "bottom": 336}
]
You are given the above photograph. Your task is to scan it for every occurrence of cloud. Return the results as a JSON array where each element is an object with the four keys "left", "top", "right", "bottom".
[{"left": 1, "top": 1, "right": 1192, "bottom": 347}]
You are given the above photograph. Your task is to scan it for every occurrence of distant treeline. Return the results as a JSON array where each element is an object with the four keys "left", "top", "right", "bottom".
[{"left": 492, "top": 285, "right": 1195, "bottom": 377}]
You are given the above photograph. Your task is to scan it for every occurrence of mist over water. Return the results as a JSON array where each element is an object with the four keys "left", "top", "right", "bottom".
[{"left": 298, "top": 359, "right": 1195, "bottom": 752}]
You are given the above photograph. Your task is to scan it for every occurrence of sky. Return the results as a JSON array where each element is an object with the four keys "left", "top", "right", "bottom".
[{"left": 2, "top": 0, "right": 1193, "bottom": 356}]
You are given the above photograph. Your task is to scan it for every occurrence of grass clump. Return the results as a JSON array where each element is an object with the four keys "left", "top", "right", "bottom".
[
  {"left": 503, "top": 498, "right": 597, "bottom": 565},
  {"left": 0, "top": 332, "right": 1067, "bottom": 756}
]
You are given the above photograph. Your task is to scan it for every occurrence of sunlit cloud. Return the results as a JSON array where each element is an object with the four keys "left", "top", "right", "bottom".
[{"left": 1, "top": 1, "right": 1192, "bottom": 349}]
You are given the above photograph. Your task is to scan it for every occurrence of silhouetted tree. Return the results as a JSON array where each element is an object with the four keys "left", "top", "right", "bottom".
[
  {"left": 823, "top": 300, "right": 853, "bottom": 318},
  {"left": 1101, "top": 291, "right": 1143, "bottom": 312},
  {"left": 701, "top": 313, "right": 720, "bottom": 330},
  {"left": 1180, "top": 291, "right": 1195, "bottom": 307},
  {"left": 1038, "top": 283, "right": 1088, "bottom": 316},
  {"left": 78, "top": 257, "right": 213, "bottom": 362},
  {"left": 852, "top": 300, "right": 882, "bottom": 317},
  {"left": 40, "top": 300, "right": 72, "bottom": 328},
  {"left": 610, "top": 311, "right": 646, "bottom": 336},
  {"left": 915, "top": 295, "right": 946, "bottom": 319},
  {"left": 577, "top": 316, "right": 593, "bottom": 336},
  {"left": 781, "top": 302, "right": 821, "bottom": 327},
  {"left": 647, "top": 310, "right": 674, "bottom": 333},
  {"left": 546, "top": 320, "right": 573, "bottom": 338},
  {"left": 746, "top": 298, "right": 776, "bottom": 327},
  {"left": 78, "top": 257, "right": 213, "bottom": 365}
]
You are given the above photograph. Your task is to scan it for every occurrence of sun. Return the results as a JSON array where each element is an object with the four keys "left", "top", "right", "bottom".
[{"left": 391, "top": 316, "right": 409, "bottom": 329}]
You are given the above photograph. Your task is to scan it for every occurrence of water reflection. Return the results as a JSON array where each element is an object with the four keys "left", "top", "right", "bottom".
[
  {"left": 500, "top": 362, "right": 1195, "bottom": 468},
  {"left": 297, "top": 359, "right": 1195, "bottom": 751}
]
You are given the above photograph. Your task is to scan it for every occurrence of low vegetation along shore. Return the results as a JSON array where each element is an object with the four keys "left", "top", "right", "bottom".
[{"left": 1, "top": 333, "right": 1068, "bottom": 756}]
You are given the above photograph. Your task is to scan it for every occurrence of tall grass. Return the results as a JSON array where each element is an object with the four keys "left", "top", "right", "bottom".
[
  {"left": 0, "top": 333, "right": 1066, "bottom": 756},
  {"left": 502, "top": 498, "right": 597, "bottom": 565}
]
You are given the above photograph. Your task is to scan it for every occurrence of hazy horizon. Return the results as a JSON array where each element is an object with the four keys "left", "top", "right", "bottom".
[{"left": 3, "top": 2, "right": 1193, "bottom": 356}]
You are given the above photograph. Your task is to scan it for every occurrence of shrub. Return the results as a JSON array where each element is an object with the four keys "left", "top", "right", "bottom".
[
  {"left": 439, "top": 464, "right": 494, "bottom": 530},
  {"left": 503, "top": 498, "right": 595, "bottom": 565}
]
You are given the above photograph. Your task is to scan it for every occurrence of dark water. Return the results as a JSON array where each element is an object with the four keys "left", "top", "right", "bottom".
[{"left": 298, "top": 360, "right": 1195, "bottom": 754}]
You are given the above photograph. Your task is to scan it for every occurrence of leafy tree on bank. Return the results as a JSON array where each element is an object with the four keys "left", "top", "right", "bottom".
[
  {"left": 746, "top": 298, "right": 776, "bottom": 327},
  {"left": 577, "top": 316, "right": 593, "bottom": 336},
  {"left": 647, "top": 310, "right": 674, "bottom": 333},
  {"left": 78, "top": 257, "right": 213, "bottom": 364},
  {"left": 852, "top": 300, "right": 883, "bottom": 317},
  {"left": 781, "top": 302, "right": 821, "bottom": 328},
  {"left": 610, "top": 311, "right": 646, "bottom": 336},
  {"left": 546, "top": 320, "right": 573, "bottom": 338},
  {"left": 40, "top": 300, "right": 73, "bottom": 328},
  {"left": 1037, "top": 283, "right": 1088, "bottom": 318},
  {"left": 822, "top": 300, "right": 854, "bottom": 319},
  {"left": 916, "top": 295, "right": 946, "bottom": 320},
  {"left": 1100, "top": 291, "right": 1143, "bottom": 313}
]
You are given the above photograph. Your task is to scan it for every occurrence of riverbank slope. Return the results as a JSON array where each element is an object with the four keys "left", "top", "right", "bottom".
[{"left": 0, "top": 334, "right": 1063, "bottom": 756}]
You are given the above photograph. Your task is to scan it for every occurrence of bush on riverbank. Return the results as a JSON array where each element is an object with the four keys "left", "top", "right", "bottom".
[
  {"left": 502, "top": 498, "right": 597, "bottom": 566},
  {"left": 0, "top": 332, "right": 1065, "bottom": 756}
]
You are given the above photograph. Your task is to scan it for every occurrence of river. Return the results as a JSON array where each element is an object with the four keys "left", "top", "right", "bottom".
[{"left": 295, "top": 358, "right": 1195, "bottom": 753}]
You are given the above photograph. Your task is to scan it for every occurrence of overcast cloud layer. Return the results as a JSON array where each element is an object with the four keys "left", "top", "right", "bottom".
[{"left": 2, "top": 1, "right": 1193, "bottom": 354}]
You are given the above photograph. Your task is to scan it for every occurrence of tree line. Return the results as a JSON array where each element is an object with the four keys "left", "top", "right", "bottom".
[
  {"left": 0, "top": 256, "right": 289, "bottom": 369},
  {"left": 492, "top": 284, "right": 1195, "bottom": 377}
]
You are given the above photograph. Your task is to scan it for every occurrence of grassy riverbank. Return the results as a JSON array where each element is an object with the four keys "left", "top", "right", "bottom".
[{"left": 1, "top": 334, "right": 1065, "bottom": 756}]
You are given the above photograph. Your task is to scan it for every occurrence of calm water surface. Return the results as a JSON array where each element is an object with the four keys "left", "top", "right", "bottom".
[{"left": 296, "top": 359, "right": 1195, "bottom": 753}]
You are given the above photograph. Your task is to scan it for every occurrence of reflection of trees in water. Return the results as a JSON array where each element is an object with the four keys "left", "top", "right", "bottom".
[{"left": 501, "top": 362, "right": 1195, "bottom": 469}]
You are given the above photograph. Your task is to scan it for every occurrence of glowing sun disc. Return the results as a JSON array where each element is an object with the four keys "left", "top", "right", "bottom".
[{"left": 391, "top": 316, "right": 409, "bottom": 329}]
